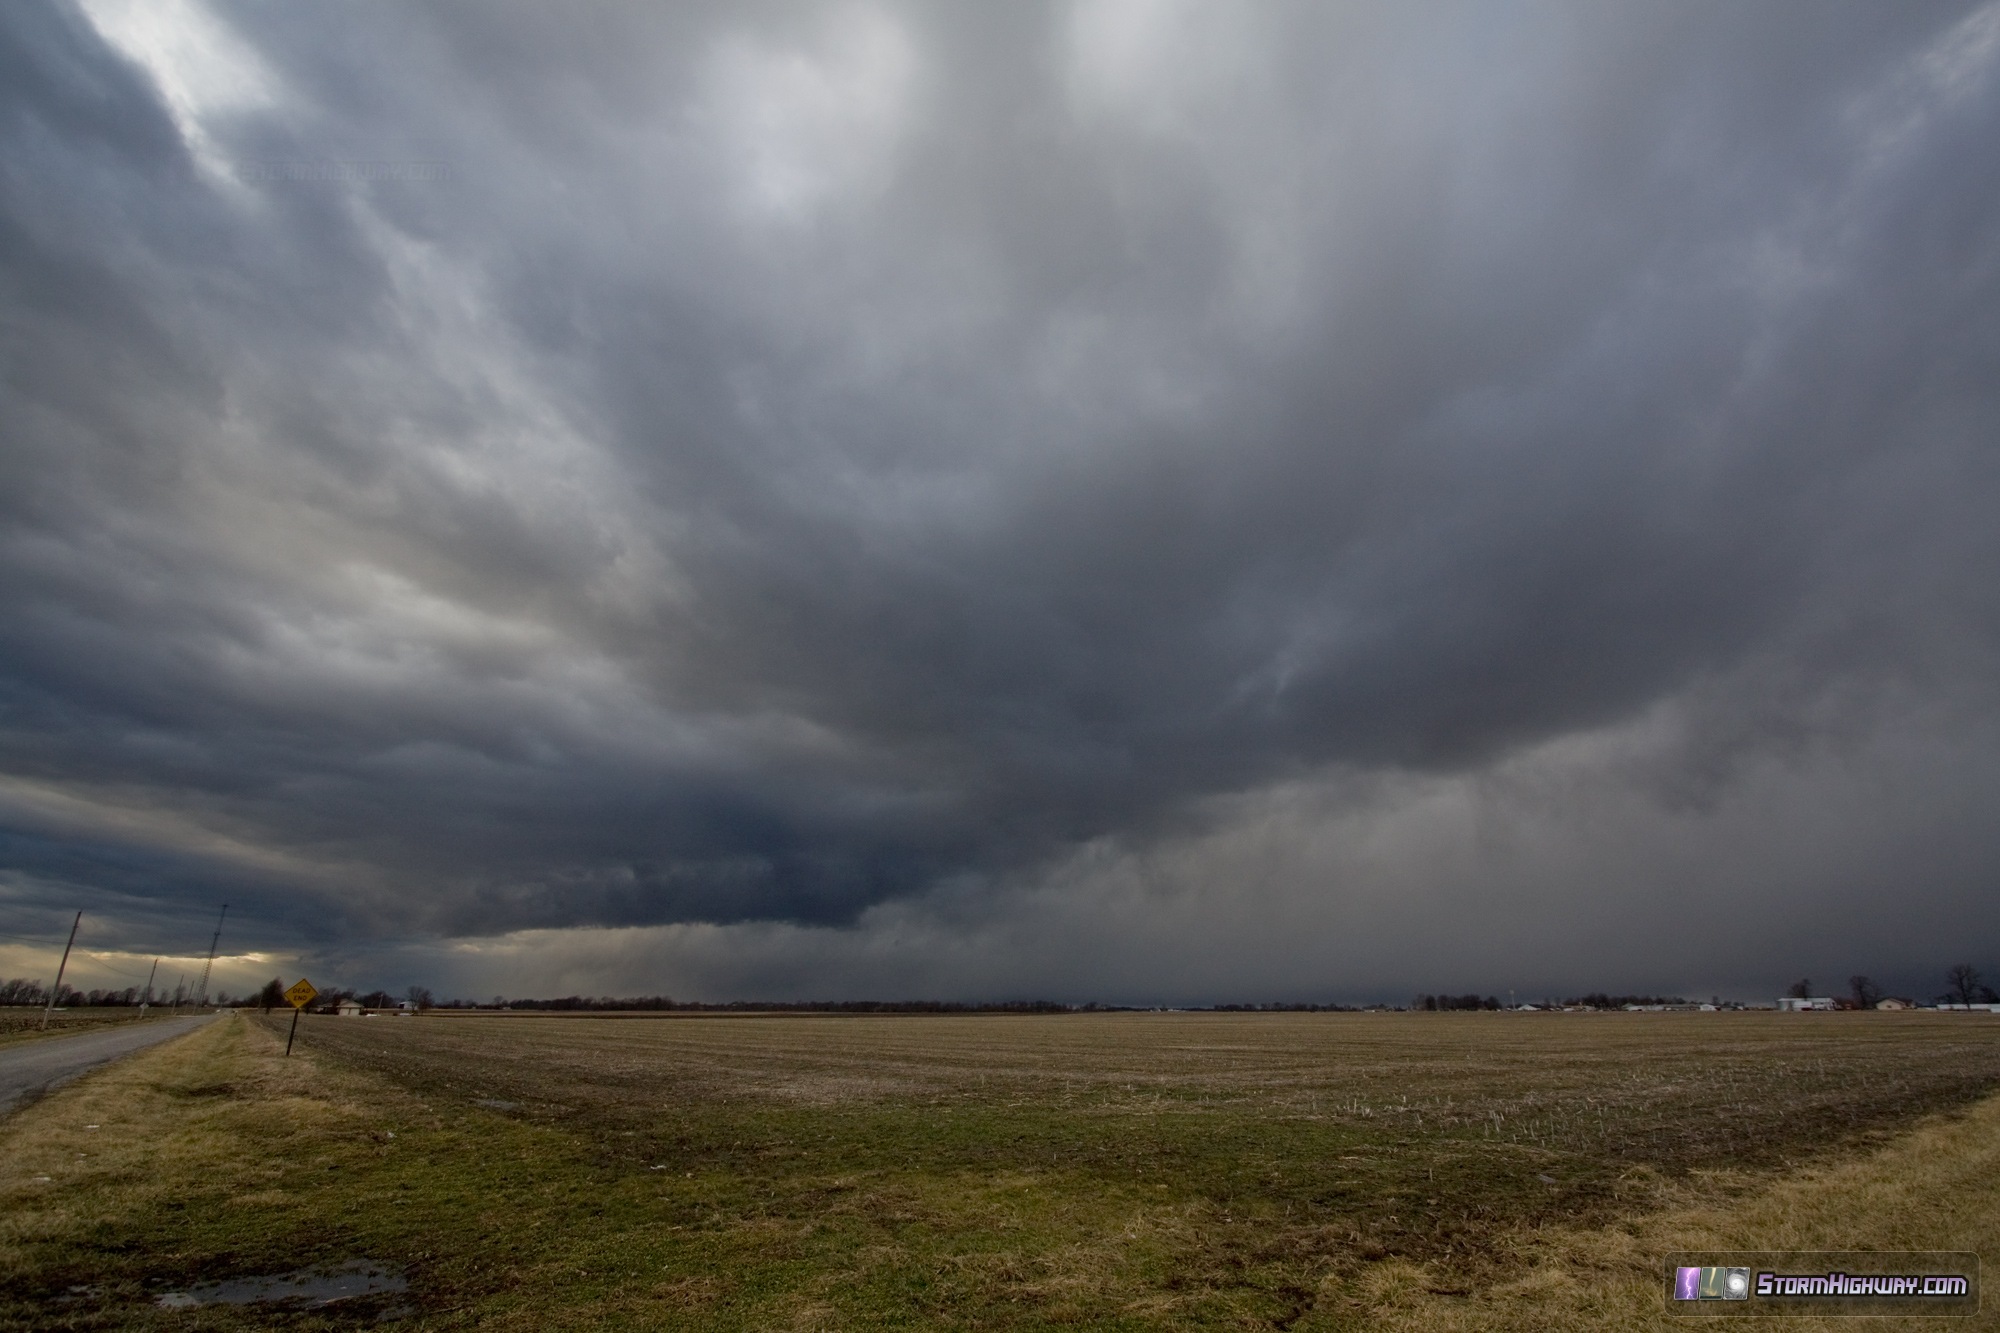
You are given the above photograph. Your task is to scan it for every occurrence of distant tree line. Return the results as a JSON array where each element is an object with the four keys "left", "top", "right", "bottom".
[
  {"left": 477, "top": 997, "right": 1093, "bottom": 1013},
  {"left": 277, "top": 993, "right": 1382, "bottom": 1013},
  {"left": 271, "top": 989, "right": 1100, "bottom": 1014},
  {"left": 1412, "top": 993, "right": 1701, "bottom": 1011},
  {"left": 289, "top": 985, "right": 433, "bottom": 1013},
  {"left": 156, "top": 964, "right": 2000, "bottom": 1016},
  {"left": 0, "top": 979, "right": 155, "bottom": 1007},
  {"left": 0, "top": 977, "right": 436, "bottom": 1013},
  {"left": 469, "top": 998, "right": 1375, "bottom": 1013},
  {"left": 1205, "top": 1002, "right": 1367, "bottom": 1012},
  {"left": 1414, "top": 994, "right": 1504, "bottom": 1011},
  {"left": 1781, "top": 966, "right": 2000, "bottom": 1008}
]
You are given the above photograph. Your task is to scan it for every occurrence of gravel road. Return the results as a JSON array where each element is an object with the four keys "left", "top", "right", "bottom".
[{"left": 0, "top": 1015, "right": 213, "bottom": 1117}]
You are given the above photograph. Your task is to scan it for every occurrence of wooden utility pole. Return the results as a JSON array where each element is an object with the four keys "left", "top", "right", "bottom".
[
  {"left": 193, "top": 904, "right": 227, "bottom": 1010},
  {"left": 39, "top": 911, "right": 81, "bottom": 1031},
  {"left": 140, "top": 957, "right": 159, "bottom": 1017}
]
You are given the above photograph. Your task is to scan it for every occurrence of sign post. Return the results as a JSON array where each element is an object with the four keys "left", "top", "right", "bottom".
[{"left": 283, "top": 978, "right": 318, "bottom": 1056}]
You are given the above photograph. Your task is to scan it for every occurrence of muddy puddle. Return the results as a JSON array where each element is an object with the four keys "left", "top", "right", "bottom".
[{"left": 154, "top": 1259, "right": 408, "bottom": 1311}]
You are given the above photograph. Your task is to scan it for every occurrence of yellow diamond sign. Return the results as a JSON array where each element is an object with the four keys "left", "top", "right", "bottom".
[{"left": 284, "top": 978, "right": 318, "bottom": 1010}]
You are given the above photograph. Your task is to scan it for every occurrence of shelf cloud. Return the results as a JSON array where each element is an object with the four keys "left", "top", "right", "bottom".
[{"left": 3, "top": 0, "right": 1998, "bottom": 1002}]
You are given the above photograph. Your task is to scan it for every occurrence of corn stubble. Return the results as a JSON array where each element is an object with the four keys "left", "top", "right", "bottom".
[
  {"left": 3, "top": 1010, "right": 1997, "bottom": 1330},
  {"left": 0, "top": 1008, "right": 157, "bottom": 1050}
]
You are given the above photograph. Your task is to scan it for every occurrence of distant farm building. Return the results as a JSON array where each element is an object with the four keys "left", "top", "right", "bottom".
[
  {"left": 1776, "top": 996, "right": 1836, "bottom": 1011},
  {"left": 334, "top": 999, "right": 364, "bottom": 1017},
  {"left": 1874, "top": 998, "right": 1913, "bottom": 1011}
]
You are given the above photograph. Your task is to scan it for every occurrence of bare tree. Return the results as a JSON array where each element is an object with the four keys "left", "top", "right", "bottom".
[
  {"left": 1786, "top": 978, "right": 1813, "bottom": 999},
  {"left": 1947, "top": 964, "right": 1982, "bottom": 1006},
  {"left": 1849, "top": 975, "right": 1882, "bottom": 1009},
  {"left": 256, "top": 977, "right": 286, "bottom": 1012},
  {"left": 406, "top": 985, "right": 435, "bottom": 1011}
]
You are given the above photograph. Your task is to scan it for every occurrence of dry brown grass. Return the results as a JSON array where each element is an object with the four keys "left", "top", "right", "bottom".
[
  {"left": 0, "top": 1008, "right": 158, "bottom": 1049},
  {"left": 0, "top": 1012, "right": 513, "bottom": 1328},
  {"left": 4, "top": 1010, "right": 1998, "bottom": 1329},
  {"left": 1336, "top": 1080, "right": 2000, "bottom": 1331}
]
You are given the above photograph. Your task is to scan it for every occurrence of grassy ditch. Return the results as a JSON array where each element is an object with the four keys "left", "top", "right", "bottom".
[{"left": 2, "top": 1010, "right": 1997, "bottom": 1329}]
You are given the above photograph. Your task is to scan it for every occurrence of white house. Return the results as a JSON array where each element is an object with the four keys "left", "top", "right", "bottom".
[
  {"left": 1776, "top": 996, "right": 1836, "bottom": 1011},
  {"left": 334, "top": 998, "right": 364, "bottom": 1017}
]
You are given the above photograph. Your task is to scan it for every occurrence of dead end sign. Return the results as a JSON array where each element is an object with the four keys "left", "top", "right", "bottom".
[{"left": 283, "top": 979, "right": 317, "bottom": 1055}]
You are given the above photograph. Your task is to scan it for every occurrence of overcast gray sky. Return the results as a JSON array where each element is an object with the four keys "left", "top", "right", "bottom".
[{"left": 3, "top": 0, "right": 1997, "bottom": 1004}]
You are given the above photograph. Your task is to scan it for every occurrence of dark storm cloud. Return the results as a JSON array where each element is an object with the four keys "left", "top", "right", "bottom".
[{"left": 2, "top": 0, "right": 1998, "bottom": 980}]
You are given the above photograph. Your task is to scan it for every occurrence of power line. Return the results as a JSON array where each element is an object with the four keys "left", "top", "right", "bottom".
[
  {"left": 0, "top": 929, "right": 76, "bottom": 946},
  {"left": 0, "top": 947, "right": 156, "bottom": 982},
  {"left": 62, "top": 957, "right": 155, "bottom": 982},
  {"left": 0, "top": 916, "right": 260, "bottom": 954},
  {"left": 5, "top": 905, "right": 271, "bottom": 997}
]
